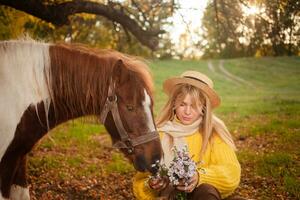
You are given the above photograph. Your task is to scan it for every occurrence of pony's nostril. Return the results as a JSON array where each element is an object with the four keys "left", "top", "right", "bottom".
[{"left": 149, "top": 159, "right": 160, "bottom": 174}]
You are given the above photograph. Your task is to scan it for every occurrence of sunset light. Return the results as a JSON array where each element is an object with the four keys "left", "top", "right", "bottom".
[{"left": 242, "top": 5, "right": 262, "bottom": 16}]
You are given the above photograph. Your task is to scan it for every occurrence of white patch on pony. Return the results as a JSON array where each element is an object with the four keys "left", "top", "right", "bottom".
[
  {"left": 9, "top": 185, "right": 30, "bottom": 200},
  {"left": 0, "top": 40, "right": 51, "bottom": 161},
  {"left": 142, "top": 90, "right": 156, "bottom": 132}
]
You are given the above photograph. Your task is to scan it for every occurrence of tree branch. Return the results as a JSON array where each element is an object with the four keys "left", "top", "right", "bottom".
[
  {"left": 213, "top": 0, "right": 221, "bottom": 48},
  {"left": 0, "top": 0, "right": 165, "bottom": 50}
]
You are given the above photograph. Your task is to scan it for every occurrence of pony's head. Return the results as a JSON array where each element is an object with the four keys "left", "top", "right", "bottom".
[
  {"left": 49, "top": 44, "right": 162, "bottom": 174},
  {"left": 101, "top": 58, "right": 162, "bottom": 174}
]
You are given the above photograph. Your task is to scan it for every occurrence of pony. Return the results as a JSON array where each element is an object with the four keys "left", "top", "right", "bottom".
[{"left": 0, "top": 40, "right": 162, "bottom": 200}]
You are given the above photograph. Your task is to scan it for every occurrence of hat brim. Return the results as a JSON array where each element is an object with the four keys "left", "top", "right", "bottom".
[{"left": 163, "top": 77, "right": 221, "bottom": 109}]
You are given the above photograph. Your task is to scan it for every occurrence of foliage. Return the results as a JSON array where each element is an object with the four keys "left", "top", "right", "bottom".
[
  {"left": 1, "top": 0, "right": 299, "bottom": 58},
  {"left": 201, "top": 0, "right": 248, "bottom": 58},
  {"left": 0, "top": 6, "right": 33, "bottom": 39},
  {"left": 0, "top": 0, "right": 175, "bottom": 57},
  {"left": 201, "top": 0, "right": 300, "bottom": 58}
]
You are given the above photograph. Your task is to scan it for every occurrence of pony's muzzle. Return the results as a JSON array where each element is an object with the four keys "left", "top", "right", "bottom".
[
  {"left": 128, "top": 135, "right": 162, "bottom": 174},
  {"left": 134, "top": 149, "right": 161, "bottom": 174},
  {"left": 134, "top": 154, "right": 148, "bottom": 172}
]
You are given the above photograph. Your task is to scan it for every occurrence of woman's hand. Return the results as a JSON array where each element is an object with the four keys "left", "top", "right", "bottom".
[
  {"left": 176, "top": 173, "right": 199, "bottom": 193},
  {"left": 148, "top": 176, "right": 169, "bottom": 191}
]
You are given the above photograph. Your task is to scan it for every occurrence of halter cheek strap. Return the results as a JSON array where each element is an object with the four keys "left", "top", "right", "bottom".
[{"left": 100, "top": 79, "right": 159, "bottom": 154}]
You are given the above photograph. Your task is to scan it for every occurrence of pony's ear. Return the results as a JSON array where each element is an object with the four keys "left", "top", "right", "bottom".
[{"left": 112, "top": 59, "right": 130, "bottom": 85}]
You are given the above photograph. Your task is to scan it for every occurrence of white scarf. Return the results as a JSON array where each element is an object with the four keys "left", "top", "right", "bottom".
[{"left": 158, "top": 117, "right": 202, "bottom": 167}]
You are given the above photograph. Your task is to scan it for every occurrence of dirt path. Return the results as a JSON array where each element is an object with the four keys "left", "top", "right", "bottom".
[{"left": 207, "top": 60, "right": 254, "bottom": 87}]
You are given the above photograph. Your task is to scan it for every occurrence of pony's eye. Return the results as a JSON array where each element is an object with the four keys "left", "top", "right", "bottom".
[{"left": 126, "top": 105, "right": 135, "bottom": 111}]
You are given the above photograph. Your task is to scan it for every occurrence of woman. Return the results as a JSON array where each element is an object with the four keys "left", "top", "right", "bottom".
[{"left": 133, "top": 71, "right": 241, "bottom": 200}]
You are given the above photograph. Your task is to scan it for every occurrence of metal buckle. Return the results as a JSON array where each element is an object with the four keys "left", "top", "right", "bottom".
[
  {"left": 108, "top": 95, "right": 117, "bottom": 102},
  {"left": 124, "top": 139, "right": 134, "bottom": 154}
]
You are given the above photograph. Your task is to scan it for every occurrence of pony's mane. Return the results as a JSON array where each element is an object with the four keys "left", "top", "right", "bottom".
[
  {"left": 49, "top": 42, "right": 154, "bottom": 117},
  {"left": 56, "top": 43, "right": 154, "bottom": 94}
]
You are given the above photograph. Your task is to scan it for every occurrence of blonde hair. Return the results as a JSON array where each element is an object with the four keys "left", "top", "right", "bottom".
[{"left": 156, "top": 84, "right": 236, "bottom": 159}]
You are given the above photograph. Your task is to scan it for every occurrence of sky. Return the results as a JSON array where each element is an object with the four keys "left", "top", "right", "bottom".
[
  {"left": 164, "top": 0, "right": 209, "bottom": 57},
  {"left": 169, "top": 0, "right": 208, "bottom": 43}
]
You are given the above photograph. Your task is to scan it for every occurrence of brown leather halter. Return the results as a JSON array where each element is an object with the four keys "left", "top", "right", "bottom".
[{"left": 100, "top": 78, "right": 159, "bottom": 154}]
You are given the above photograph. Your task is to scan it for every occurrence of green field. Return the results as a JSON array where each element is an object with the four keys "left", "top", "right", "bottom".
[{"left": 29, "top": 56, "right": 300, "bottom": 199}]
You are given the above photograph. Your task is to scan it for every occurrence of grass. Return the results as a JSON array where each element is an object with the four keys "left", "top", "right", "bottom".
[
  {"left": 28, "top": 56, "right": 300, "bottom": 199},
  {"left": 284, "top": 176, "right": 300, "bottom": 199},
  {"left": 256, "top": 152, "right": 300, "bottom": 198},
  {"left": 105, "top": 152, "right": 134, "bottom": 174},
  {"left": 256, "top": 152, "right": 294, "bottom": 178}
]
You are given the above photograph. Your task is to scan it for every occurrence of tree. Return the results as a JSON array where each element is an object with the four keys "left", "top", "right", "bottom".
[
  {"left": 0, "top": 0, "right": 176, "bottom": 51},
  {"left": 261, "top": 0, "right": 300, "bottom": 56},
  {"left": 201, "top": 0, "right": 248, "bottom": 58},
  {"left": 201, "top": 0, "right": 300, "bottom": 58},
  {"left": 0, "top": 6, "right": 34, "bottom": 39}
]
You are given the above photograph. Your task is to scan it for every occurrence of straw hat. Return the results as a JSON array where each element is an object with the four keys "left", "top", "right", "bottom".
[{"left": 163, "top": 71, "right": 221, "bottom": 108}]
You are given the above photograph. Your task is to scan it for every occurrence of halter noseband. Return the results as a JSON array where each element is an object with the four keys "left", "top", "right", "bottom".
[{"left": 100, "top": 78, "right": 159, "bottom": 154}]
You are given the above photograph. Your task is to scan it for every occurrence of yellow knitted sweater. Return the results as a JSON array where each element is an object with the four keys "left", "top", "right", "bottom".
[{"left": 132, "top": 131, "right": 241, "bottom": 199}]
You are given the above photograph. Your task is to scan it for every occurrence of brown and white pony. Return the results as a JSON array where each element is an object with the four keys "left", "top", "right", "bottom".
[{"left": 0, "top": 40, "right": 162, "bottom": 200}]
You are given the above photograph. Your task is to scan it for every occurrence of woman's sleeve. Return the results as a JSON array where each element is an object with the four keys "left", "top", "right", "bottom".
[
  {"left": 197, "top": 136, "right": 241, "bottom": 199},
  {"left": 132, "top": 172, "right": 158, "bottom": 200}
]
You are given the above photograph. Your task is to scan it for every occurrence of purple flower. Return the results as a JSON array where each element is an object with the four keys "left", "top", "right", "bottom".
[
  {"left": 150, "top": 145, "right": 206, "bottom": 200},
  {"left": 167, "top": 145, "right": 197, "bottom": 186}
]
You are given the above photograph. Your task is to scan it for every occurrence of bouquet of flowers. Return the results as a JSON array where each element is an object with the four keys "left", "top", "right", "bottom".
[
  {"left": 151, "top": 145, "right": 205, "bottom": 200},
  {"left": 168, "top": 146, "right": 197, "bottom": 187},
  {"left": 167, "top": 146, "right": 197, "bottom": 200}
]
